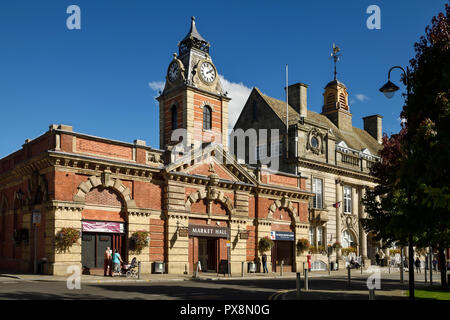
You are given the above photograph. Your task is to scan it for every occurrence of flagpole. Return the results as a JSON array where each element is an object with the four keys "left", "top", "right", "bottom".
[{"left": 286, "top": 64, "right": 289, "bottom": 158}]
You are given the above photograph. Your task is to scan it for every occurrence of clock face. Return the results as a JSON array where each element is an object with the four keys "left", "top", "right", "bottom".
[
  {"left": 200, "top": 61, "right": 216, "bottom": 83},
  {"left": 168, "top": 62, "right": 179, "bottom": 82}
]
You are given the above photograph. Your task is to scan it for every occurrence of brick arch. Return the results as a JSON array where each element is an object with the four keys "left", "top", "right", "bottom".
[
  {"left": 267, "top": 196, "right": 299, "bottom": 223},
  {"left": 185, "top": 189, "right": 234, "bottom": 215},
  {"left": 73, "top": 175, "right": 136, "bottom": 209}
]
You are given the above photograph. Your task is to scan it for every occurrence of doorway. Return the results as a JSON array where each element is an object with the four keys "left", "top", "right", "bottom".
[
  {"left": 198, "top": 237, "right": 217, "bottom": 272},
  {"left": 271, "top": 241, "right": 294, "bottom": 272}
]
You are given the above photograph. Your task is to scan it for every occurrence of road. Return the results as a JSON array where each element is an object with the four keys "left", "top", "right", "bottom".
[{"left": 0, "top": 270, "right": 439, "bottom": 300}]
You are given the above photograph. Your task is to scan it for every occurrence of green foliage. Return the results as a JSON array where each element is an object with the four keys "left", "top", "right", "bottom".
[
  {"left": 296, "top": 238, "right": 310, "bottom": 256},
  {"left": 130, "top": 231, "right": 149, "bottom": 254},
  {"left": 55, "top": 228, "right": 80, "bottom": 253},
  {"left": 258, "top": 237, "right": 274, "bottom": 253}
]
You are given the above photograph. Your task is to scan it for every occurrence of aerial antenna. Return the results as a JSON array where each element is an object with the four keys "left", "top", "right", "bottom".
[{"left": 330, "top": 43, "right": 342, "bottom": 80}]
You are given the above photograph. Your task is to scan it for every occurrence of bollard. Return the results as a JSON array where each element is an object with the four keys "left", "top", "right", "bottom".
[
  {"left": 347, "top": 267, "right": 351, "bottom": 286},
  {"left": 280, "top": 260, "right": 284, "bottom": 276},
  {"left": 303, "top": 262, "right": 306, "bottom": 276},
  {"left": 296, "top": 272, "right": 301, "bottom": 299},
  {"left": 138, "top": 261, "right": 141, "bottom": 280},
  {"left": 369, "top": 289, "right": 376, "bottom": 300},
  {"left": 425, "top": 267, "right": 427, "bottom": 283},
  {"left": 304, "top": 268, "right": 309, "bottom": 291},
  {"left": 241, "top": 261, "right": 244, "bottom": 278},
  {"left": 194, "top": 261, "right": 199, "bottom": 279}
]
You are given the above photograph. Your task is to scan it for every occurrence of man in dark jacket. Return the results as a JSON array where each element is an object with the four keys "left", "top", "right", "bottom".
[{"left": 262, "top": 253, "right": 268, "bottom": 273}]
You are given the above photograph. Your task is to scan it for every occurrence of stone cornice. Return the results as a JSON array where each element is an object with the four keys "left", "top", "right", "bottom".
[
  {"left": 298, "top": 158, "right": 377, "bottom": 182},
  {"left": 46, "top": 200, "right": 84, "bottom": 211}
]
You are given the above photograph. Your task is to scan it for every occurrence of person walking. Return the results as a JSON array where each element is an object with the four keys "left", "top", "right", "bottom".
[
  {"left": 415, "top": 257, "right": 421, "bottom": 273},
  {"left": 262, "top": 253, "right": 268, "bottom": 273},
  {"left": 103, "top": 247, "right": 112, "bottom": 277},
  {"left": 375, "top": 252, "right": 380, "bottom": 266},
  {"left": 432, "top": 257, "right": 438, "bottom": 271},
  {"left": 112, "top": 249, "right": 123, "bottom": 276}
]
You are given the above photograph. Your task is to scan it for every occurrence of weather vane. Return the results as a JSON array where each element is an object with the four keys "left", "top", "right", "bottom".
[{"left": 330, "top": 43, "right": 342, "bottom": 80}]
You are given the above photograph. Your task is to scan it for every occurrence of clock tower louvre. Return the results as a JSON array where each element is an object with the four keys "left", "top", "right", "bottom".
[{"left": 157, "top": 17, "right": 231, "bottom": 151}]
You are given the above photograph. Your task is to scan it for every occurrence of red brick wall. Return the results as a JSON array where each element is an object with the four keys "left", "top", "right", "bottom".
[
  {"left": 60, "top": 133, "right": 73, "bottom": 152},
  {"left": 190, "top": 199, "right": 207, "bottom": 214},
  {"left": 248, "top": 196, "right": 255, "bottom": 219},
  {"left": 149, "top": 219, "right": 164, "bottom": 262},
  {"left": 298, "top": 202, "right": 308, "bottom": 223},
  {"left": 188, "top": 163, "right": 234, "bottom": 181},
  {"left": 85, "top": 188, "right": 122, "bottom": 207},
  {"left": 82, "top": 209, "right": 125, "bottom": 222},
  {"left": 163, "top": 95, "right": 184, "bottom": 145},
  {"left": 76, "top": 138, "right": 133, "bottom": 160},
  {"left": 211, "top": 202, "right": 227, "bottom": 215},
  {"left": 272, "top": 207, "right": 292, "bottom": 222},
  {"left": 193, "top": 94, "right": 223, "bottom": 144},
  {"left": 271, "top": 223, "right": 293, "bottom": 232},
  {"left": 133, "top": 181, "right": 162, "bottom": 210},
  {"left": 267, "top": 173, "right": 298, "bottom": 188}
]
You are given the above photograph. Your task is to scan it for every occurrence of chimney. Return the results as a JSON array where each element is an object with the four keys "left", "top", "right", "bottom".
[
  {"left": 287, "top": 83, "right": 308, "bottom": 118},
  {"left": 363, "top": 115, "right": 383, "bottom": 144}
]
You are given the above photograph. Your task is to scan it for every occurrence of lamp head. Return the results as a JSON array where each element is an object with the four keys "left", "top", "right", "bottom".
[{"left": 379, "top": 80, "right": 400, "bottom": 99}]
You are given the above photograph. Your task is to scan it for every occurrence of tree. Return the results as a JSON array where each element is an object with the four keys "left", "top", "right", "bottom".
[{"left": 362, "top": 4, "right": 450, "bottom": 291}]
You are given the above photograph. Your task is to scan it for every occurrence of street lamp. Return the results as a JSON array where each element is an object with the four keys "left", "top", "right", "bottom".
[
  {"left": 379, "top": 66, "right": 406, "bottom": 99},
  {"left": 379, "top": 65, "right": 414, "bottom": 299}
]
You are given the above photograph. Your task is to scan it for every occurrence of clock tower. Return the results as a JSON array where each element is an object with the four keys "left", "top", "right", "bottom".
[{"left": 157, "top": 17, "right": 231, "bottom": 151}]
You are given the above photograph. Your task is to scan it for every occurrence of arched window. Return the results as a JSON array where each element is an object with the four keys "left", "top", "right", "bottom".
[
  {"left": 342, "top": 230, "right": 355, "bottom": 248},
  {"left": 203, "top": 105, "right": 212, "bottom": 130},
  {"left": 171, "top": 105, "right": 178, "bottom": 130}
]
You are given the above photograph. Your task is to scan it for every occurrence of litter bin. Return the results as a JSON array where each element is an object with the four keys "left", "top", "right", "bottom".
[
  {"left": 248, "top": 262, "right": 256, "bottom": 273},
  {"left": 153, "top": 261, "right": 165, "bottom": 274},
  {"left": 330, "top": 261, "right": 334, "bottom": 271},
  {"left": 37, "top": 258, "right": 48, "bottom": 274}
]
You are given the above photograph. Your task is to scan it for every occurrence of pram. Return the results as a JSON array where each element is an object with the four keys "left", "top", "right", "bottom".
[{"left": 120, "top": 257, "right": 138, "bottom": 278}]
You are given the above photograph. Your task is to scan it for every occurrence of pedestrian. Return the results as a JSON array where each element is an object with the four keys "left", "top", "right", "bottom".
[
  {"left": 432, "top": 257, "right": 438, "bottom": 271},
  {"left": 104, "top": 246, "right": 112, "bottom": 277},
  {"left": 415, "top": 257, "right": 421, "bottom": 273},
  {"left": 262, "top": 253, "right": 268, "bottom": 273},
  {"left": 375, "top": 252, "right": 380, "bottom": 266},
  {"left": 112, "top": 249, "right": 123, "bottom": 276}
]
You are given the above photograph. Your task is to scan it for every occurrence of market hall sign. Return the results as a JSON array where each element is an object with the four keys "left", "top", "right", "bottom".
[{"left": 188, "top": 225, "right": 229, "bottom": 238}]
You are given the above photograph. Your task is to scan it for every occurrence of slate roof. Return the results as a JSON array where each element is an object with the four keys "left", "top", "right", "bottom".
[{"left": 253, "top": 88, "right": 381, "bottom": 155}]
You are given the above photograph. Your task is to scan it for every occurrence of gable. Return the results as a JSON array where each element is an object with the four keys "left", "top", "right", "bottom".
[{"left": 184, "top": 158, "right": 238, "bottom": 181}]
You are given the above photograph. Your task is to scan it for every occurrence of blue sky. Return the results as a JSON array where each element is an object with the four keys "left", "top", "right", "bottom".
[{"left": 0, "top": 0, "right": 446, "bottom": 158}]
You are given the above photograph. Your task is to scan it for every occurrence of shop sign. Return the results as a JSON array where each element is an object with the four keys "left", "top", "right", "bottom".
[
  {"left": 32, "top": 210, "right": 41, "bottom": 227},
  {"left": 82, "top": 221, "right": 124, "bottom": 234},
  {"left": 188, "top": 224, "right": 229, "bottom": 238},
  {"left": 239, "top": 231, "right": 249, "bottom": 239},
  {"left": 270, "top": 231, "right": 294, "bottom": 241},
  {"left": 178, "top": 227, "right": 188, "bottom": 237}
]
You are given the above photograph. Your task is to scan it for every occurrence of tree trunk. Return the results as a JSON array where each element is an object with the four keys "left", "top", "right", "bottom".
[
  {"left": 438, "top": 246, "right": 447, "bottom": 289},
  {"left": 408, "top": 235, "right": 414, "bottom": 299}
]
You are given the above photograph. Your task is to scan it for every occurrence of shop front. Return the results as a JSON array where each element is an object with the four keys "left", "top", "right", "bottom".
[
  {"left": 81, "top": 220, "right": 126, "bottom": 274},
  {"left": 188, "top": 224, "right": 229, "bottom": 273},
  {"left": 270, "top": 231, "right": 295, "bottom": 272}
]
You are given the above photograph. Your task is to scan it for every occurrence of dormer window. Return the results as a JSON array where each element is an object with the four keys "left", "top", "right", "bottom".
[{"left": 203, "top": 105, "right": 212, "bottom": 130}]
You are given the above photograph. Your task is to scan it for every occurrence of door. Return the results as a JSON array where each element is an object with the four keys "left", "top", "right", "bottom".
[
  {"left": 271, "top": 243, "right": 277, "bottom": 272},
  {"left": 207, "top": 238, "right": 217, "bottom": 271},
  {"left": 198, "top": 238, "right": 208, "bottom": 272},
  {"left": 96, "top": 234, "right": 112, "bottom": 268},
  {"left": 82, "top": 233, "right": 95, "bottom": 269}
]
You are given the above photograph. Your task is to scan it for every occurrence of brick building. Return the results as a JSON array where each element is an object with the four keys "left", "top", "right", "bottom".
[{"left": 0, "top": 17, "right": 314, "bottom": 275}]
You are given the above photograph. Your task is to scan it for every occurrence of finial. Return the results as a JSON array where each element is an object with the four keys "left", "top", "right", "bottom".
[
  {"left": 173, "top": 53, "right": 177, "bottom": 59},
  {"left": 330, "top": 43, "right": 342, "bottom": 81},
  {"left": 191, "top": 16, "right": 195, "bottom": 22}
]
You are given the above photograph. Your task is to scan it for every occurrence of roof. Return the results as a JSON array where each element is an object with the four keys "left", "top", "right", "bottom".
[
  {"left": 253, "top": 88, "right": 381, "bottom": 155},
  {"left": 181, "top": 16, "right": 207, "bottom": 43},
  {"left": 254, "top": 88, "right": 300, "bottom": 126}
]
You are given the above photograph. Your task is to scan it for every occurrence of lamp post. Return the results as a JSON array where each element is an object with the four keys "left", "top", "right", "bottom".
[{"left": 379, "top": 65, "right": 415, "bottom": 299}]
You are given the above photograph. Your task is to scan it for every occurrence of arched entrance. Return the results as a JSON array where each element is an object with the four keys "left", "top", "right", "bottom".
[{"left": 74, "top": 175, "right": 133, "bottom": 275}]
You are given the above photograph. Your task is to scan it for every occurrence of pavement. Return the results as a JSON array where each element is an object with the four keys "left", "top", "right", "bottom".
[{"left": 1, "top": 266, "right": 440, "bottom": 284}]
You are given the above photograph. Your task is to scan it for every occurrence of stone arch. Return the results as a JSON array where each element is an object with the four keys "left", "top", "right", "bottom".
[
  {"left": 267, "top": 196, "right": 299, "bottom": 223},
  {"left": 185, "top": 189, "right": 234, "bottom": 215},
  {"left": 73, "top": 174, "right": 136, "bottom": 209},
  {"left": 341, "top": 228, "right": 358, "bottom": 248}
]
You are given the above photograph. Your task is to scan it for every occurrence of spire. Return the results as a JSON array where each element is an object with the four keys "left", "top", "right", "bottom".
[{"left": 178, "top": 16, "right": 210, "bottom": 56}]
